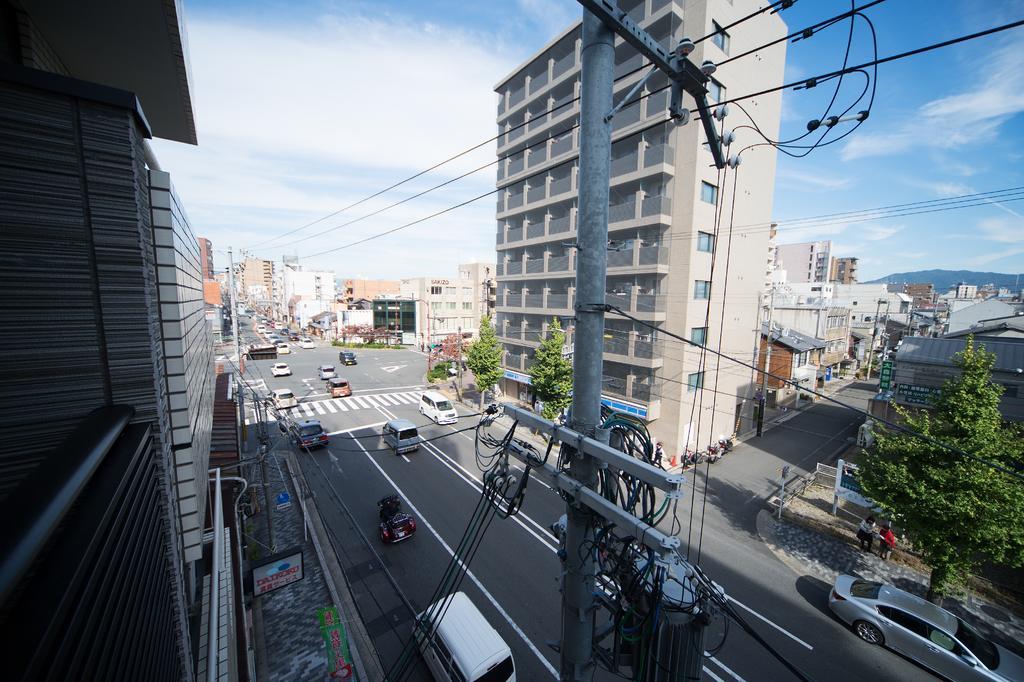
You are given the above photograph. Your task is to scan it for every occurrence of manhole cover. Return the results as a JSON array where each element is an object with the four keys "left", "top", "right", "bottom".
[{"left": 981, "top": 604, "right": 1010, "bottom": 623}]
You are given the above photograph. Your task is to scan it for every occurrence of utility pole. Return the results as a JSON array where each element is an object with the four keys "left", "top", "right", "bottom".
[
  {"left": 757, "top": 285, "right": 776, "bottom": 437},
  {"left": 457, "top": 325, "right": 464, "bottom": 393},
  {"left": 560, "top": 11, "right": 614, "bottom": 679},
  {"left": 228, "top": 247, "right": 245, "bottom": 451},
  {"left": 865, "top": 298, "right": 885, "bottom": 379}
]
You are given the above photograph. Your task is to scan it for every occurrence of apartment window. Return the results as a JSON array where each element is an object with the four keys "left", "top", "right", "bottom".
[
  {"left": 700, "top": 181, "right": 718, "bottom": 205},
  {"left": 691, "top": 327, "right": 708, "bottom": 346},
  {"left": 694, "top": 280, "right": 712, "bottom": 299},
  {"left": 430, "top": 286, "right": 442, "bottom": 295},
  {"left": 431, "top": 302, "right": 443, "bottom": 312},
  {"left": 462, "top": 302, "right": 473, "bottom": 310},
  {"left": 445, "top": 287, "right": 456, "bottom": 295},
  {"left": 697, "top": 231, "right": 715, "bottom": 253},
  {"left": 462, "top": 287, "right": 472, "bottom": 296},
  {"left": 687, "top": 371, "right": 705, "bottom": 392},
  {"left": 447, "top": 301, "right": 457, "bottom": 310},
  {"left": 711, "top": 21, "right": 730, "bottom": 53},
  {"left": 707, "top": 78, "right": 725, "bottom": 103}
]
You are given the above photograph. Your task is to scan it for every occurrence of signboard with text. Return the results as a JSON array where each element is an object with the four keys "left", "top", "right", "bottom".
[
  {"left": 252, "top": 548, "right": 304, "bottom": 596},
  {"left": 834, "top": 458, "right": 873, "bottom": 509},
  {"left": 878, "top": 360, "right": 893, "bottom": 390},
  {"left": 895, "top": 383, "right": 940, "bottom": 406},
  {"left": 318, "top": 605, "right": 354, "bottom": 679}
]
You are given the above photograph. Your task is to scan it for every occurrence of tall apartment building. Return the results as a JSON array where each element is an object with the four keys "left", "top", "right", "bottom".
[
  {"left": 829, "top": 256, "right": 858, "bottom": 284},
  {"left": 493, "top": 0, "right": 786, "bottom": 450},
  {"left": 241, "top": 256, "right": 275, "bottom": 310},
  {"left": 400, "top": 261, "right": 497, "bottom": 346},
  {"left": 776, "top": 240, "right": 832, "bottom": 283},
  {"left": 198, "top": 236, "right": 215, "bottom": 279},
  {"left": 0, "top": 1, "right": 240, "bottom": 676},
  {"left": 282, "top": 265, "right": 337, "bottom": 327}
]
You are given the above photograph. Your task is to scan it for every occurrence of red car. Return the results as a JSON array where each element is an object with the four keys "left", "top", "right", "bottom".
[{"left": 378, "top": 495, "right": 416, "bottom": 544}]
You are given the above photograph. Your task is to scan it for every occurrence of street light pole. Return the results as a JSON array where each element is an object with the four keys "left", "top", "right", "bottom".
[{"left": 757, "top": 285, "right": 776, "bottom": 437}]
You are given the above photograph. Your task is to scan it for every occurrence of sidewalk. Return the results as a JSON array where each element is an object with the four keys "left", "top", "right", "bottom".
[{"left": 756, "top": 509, "right": 1024, "bottom": 657}]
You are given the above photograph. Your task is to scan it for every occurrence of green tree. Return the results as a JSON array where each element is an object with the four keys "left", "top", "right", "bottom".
[
  {"left": 859, "top": 337, "right": 1024, "bottom": 602},
  {"left": 530, "top": 317, "right": 573, "bottom": 420},
  {"left": 465, "top": 315, "right": 504, "bottom": 409}
]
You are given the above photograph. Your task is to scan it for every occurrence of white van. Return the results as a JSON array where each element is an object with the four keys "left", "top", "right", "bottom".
[
  {"left": 419, "top": 391, "right": 458, "bottom": 425},
  {"left": 415, "top": 592, "right": 515, "bottom": 682}
]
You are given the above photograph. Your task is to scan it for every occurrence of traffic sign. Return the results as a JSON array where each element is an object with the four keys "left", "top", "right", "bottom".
[{"left": 275, "top": 491, "right": 291, "bottom": 510}]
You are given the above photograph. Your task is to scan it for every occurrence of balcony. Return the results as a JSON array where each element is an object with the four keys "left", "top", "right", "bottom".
[
  {"left": 610, "top": 151, "right": 639, "bottom": 177},
  {"left": 508, "top": 156, "right": 525, "bottom": 176},
  {"left": 551, "top": 133, "right": 574, "bottom": 158},
  {"left": 527, "top": 185, "right": 546, "bottom": 204},
  {"left": 645, "top": 89, "right": 669, "bottom": 118},
  {"left": 552, "top": 52, "right": 576, "bottom": 81},
  {"left": 525, "top": 258, "right": 545, "bottom": 274},
  {"left": 524, "top": 293, "right": 544, "bottom": 308},
  {"left": 640, "top": 195, "right": 671, "bottom": 217},
  {"left": 546, "top": 292, "right": 570, "bottom": 310},
  {"left": 549, "top": 215, "right": 572, "bottom": 235},
  {"left": 508, "top": 192, "right": 524, "bottom": 210},
  {"left": 528, "top": 146, "right": 548, "bottom": 169},
  {"left": 509, "top": 124, "right": 525, "bottom": 143},
  {"left": 643, "top": 144, "right": 673, "bottom": 167},
  {"left": 613, "top": 53, "right": 644, "bottom": 80},
  {"left": 528, "top": 111, "right": 549, "bottom": 132},
  {"left": 609, "top": 199, "right": 637, "bottom": 224},
  {"left": 495, "top": 262, "right": 504, "bottom": 276},
  {"left": 509, "top": 84, "right": 526, "bottom": 108},
  {"left": 506, "top": 261, "right": 523, "bottom": 276},
  {"left": 526, "top": 221, "right": 545, "bottom": 239},
  {"left": 547, "top": 255, "right": 570, "bottom": 272},
  {"left": 503, "top": 291, "right": 524, "bottom": 307},
  {"left": 607, "top": 248, "right": 634, "bottom": 268},
  {"left": 530, "top": 69, "right": 549, "bottom": 95},
  {"left": 506, "top": 226, "right": 523, "bottom": 243},
  {"left": 603, "top": 335, "right": 630, "bottom": 357},
  {"left": 638, "top": 245, "right": 668, "bottom": 266},
  {"left": 612, "top": 101, "right": 642, "bottom": 131},
  {"left": 550, "top": 175, "right": 573, "bottom": 197}
]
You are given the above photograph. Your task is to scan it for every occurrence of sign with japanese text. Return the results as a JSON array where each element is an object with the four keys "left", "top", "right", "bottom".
[
  {"left": 834, "top": 458, "right": 873, "bottom": 509},
  {"left": 318, "top": 605, "right": 354, "bottom": 679},
  {"left": 252, "top": 549, "right": 304, "bottom": 596},
  {"left": 895, "top": 383, "right": 940, "bottom": 406},
  {"left": 878, "top": 360, "right": 893, "bottom": 390}
]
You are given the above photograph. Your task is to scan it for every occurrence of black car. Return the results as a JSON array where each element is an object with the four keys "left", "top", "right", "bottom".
[
  {"left": 339, "top": 351, "right": 357, "bottom": 365},
  {"left": 291, "top": 419, "right": 329, "bottom": 449},
  {"left": 378, "top": 495, "right": 416, "bottom": 544},
  {"left": 288, "top": 331, "right": 300, "bottom": 341}
]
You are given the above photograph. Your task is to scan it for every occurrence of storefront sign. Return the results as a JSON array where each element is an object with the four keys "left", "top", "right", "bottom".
[
  {"left": 504, "top": 369, "right": 532, "bottom": 385},
  {"left": 318, "top": 606, "right": 354, "bottom": 679},
  {"left": 895, "top": 383, "right": 940, "bottom": 406},
  {"left": 834, "top": 458, "right": 873, "bottom": 509},
  {"left": 878, "top": 360, "right": 893, "bottom": 390},
  {"left": 600, "top": 396, "right": 649, "bottom": 419},
  {"left": 252, "top": 549, "right": 304, "bottom": 596},
  {"left": 430, "top": 279, "right": 450, "bottom": 285}
]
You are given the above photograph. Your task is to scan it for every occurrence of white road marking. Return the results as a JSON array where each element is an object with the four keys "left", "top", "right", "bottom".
[
  {"left": 312, "top": 402, "right": 327, "bottom": 415},
  {"left": 350, "top": 396, "right": 371, "bottom": 409},
  {"left": 349, "top": 435, "right": 559, "bottom": 679},
  {"left": 380, "top": 393, "right": 402, "bottom": 406},
  {"left": 392, "top": 393, "right": 413, "bottom": 404},
  {"left": 301, "top": 403, "right": 315, "bottom": 416},
  {"left": 333, "top": 399, "right": 349, "bottom": 412},
  {"left": 326, "top": 421, "right": 386, "bottom": 436},
  {"left": 727, "top": 596, "right": 814, "bottom": 650},
  {"left": 322, "top": 400, "right": 337, "bottom": 413},
  {"left": 703, "top": 667, "right": 726, "bottom": 682},
  {"left": 706, "top": 654, "right": 745, "bottom": 681},
  {"left": 363, "top": 395, "right": 381, "bottom": 408}
]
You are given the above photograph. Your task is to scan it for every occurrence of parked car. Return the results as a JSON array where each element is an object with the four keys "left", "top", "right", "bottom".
[
  {"left": 291, "top": 419, "right": 329, "bottom": 449},
  {"left": 828, "top": 575, "right": 1024, "bottom": 681},
  {"left": 327, "top": 377, "right": 352, "bottom": 398},
  {"left": 318, "top": 364, "right": 336, "bottom": 380},
  {"left": 271, "top": 362, "right": 291, "bottom": 377},
  {"left": 299, "top": 337, "right": 315, "bottom": 349},
  {"left": 382, "top": 419, "right": 419, "bottom": 455},
  {"left": 377, "top": 495, "right": 416, "bottom": 544},
  {"left": 271, "top": 388, "right": 297, "bottom": 409},
  {"left": 256, "top": 324, "right": 267, "bottom": 334},
  {"left": 339, "top": 351, "right": 357, "bottom": 365},
  {"left": 276, "top": 342, "right": 291, "bottom": 354}
]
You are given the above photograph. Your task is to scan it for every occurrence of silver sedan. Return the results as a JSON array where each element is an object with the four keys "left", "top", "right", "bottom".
[{"left": 828, "top": 574, "right": 1024, "bottom": 681}]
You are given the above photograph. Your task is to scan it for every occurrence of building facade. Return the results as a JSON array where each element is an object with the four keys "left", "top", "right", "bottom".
[
  {"left": 282, "top": 265, "right": 337, "bottom": 327},
  {"left": 493, "top": 0, "right": 786, "bottom": 451},
  {"left": 241, "top": 256, "right": 275, "bottom": 313},
  {"left": 829, "top": 256, "right": 858, "bottom": 284},
  {"left": 342, "top": 278, "right": 400, "bottom": 307},
  {"left": 198, "top": 236, "right": 215, "bottom": 279},
  {"left": 775, "top": 240, "right": 832, "bottom": 283},
  {"left": 756, "top": 323, "right": 825, "bottom": 407},
  {"left": 400, "top": 261, "right": 497, "bottom": 347},
  {"left": 769, "top": 304, "right": 852, "bottom": 379},
  {"left": 902, "top": 282, "right": 934, "bottom": 307}
]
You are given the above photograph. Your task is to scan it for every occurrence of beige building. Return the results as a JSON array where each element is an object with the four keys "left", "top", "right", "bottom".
[
  {"left": 240, "top": 256, "right": 274, "bottom": 309},
  {"left": 343, "top": 278, "right": 400, "bottom": 307},
  {"left": 400, "top": 262, "right": 497, "bottom": 347},
  {"left": 493, "top": 0, "right": 786, "bottom": 452},
  {"left": 776, "top": 240, "right": 832, "bottom": 283},
  {"left": 829, "top": 256, "right": 858, "bottom": 284}
]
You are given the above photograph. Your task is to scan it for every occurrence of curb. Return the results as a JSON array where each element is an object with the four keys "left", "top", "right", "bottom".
[{"left": 284, "top": 451, "right": 384, "bottom": 682}]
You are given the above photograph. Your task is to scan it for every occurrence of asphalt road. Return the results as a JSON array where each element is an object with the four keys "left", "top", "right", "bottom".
[{"left": 239, "top": 315, "right": 939, "bottom": 681}]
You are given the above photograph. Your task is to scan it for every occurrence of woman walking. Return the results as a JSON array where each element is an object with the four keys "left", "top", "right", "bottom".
[{"left": 856, "top": 515, "right": 876, "bottom": 551}]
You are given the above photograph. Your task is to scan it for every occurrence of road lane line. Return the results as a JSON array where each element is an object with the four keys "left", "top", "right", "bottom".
[
  {"left": 349, "top": 434, "right": 559, "bottom": 679},
  {"left": 350, "top": 396, "right": 371, "bottom": 409},
  {"left": 703, "top": 667, "right": 726, "bottom": 682},
  {"left": 326, "top": 421, "right": 386, "bottom": 436},
  {"left": 392, "top": 393, "right": 413, "bottom": 404},
  {"left": 301, "top": 403, "right": 315, "bottom": 416},
  {"left": 727, "top": 596, "right": 814, "bottom": 650},
  {"left": 322, "top": 400, "right": 338, "bottom": 413},
  {"left": 444, "top": 424, "right": 556, "bottom": 493},
  {"left": 312, "top": 401, "right": 327, "bottom": 415},
  {"left": 418, "top": 439, "right": 557, "bottom": 553},
  {"left": 333, "top": 399, "right": 349, "bottom": 412},
  {"left": 351, "top": 384, "right": 426, "bottom": 393},
  {"left": 705, "top": 654, "right": 745, "bottom": 681},
  {"left": 382, "top": 394, "right": 403, "bottom": 406}
]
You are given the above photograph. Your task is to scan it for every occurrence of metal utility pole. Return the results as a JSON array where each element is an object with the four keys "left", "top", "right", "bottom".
[
  {"left": 561, "top": 11, "right": 614, "bottom": 679},
  {"left": 228, "top": 247, "right": 246, "bottom": 451},
  {"left": 865, "top": 298, "right": 885, "bottom": 379},
  {"left": 457, "top": 325, "right": 464, "bottom": 393},
  {"left": 757, "top": 286, "right": 776, "bottom": 437}
]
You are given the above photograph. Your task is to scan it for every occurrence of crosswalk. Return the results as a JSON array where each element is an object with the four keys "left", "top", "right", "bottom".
[{"left": 246, "top": 390, "right": 422, "bottom": 424}]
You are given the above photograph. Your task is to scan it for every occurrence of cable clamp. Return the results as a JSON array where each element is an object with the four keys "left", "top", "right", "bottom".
[{"left": 574, "top": 302, "right": 610, "bottom": 314}]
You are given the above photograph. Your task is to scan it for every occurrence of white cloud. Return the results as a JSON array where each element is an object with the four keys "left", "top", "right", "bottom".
[
  {"left": 841, "top": 33, "right": 1024, "bottom": 161},
  {"left": 775, "top": 166, "right": 852, "bottom": 191},
  {"left": 966, "top": 246, "right": 1024, "bottom": 267},
  {"left": 517, "top": 0, "right": 578, "bottom": 39},
  {"left": 977, "top": 217, "right": 1024, "bottom": 243},
  {"left": 895, "top": 251, "right": 926, "bottom": 259},
  {"left": 862, "top": 224, "right": 902, "bottom": 241},
  {"left": 903, "top": 179, "right": 975, "bottom": 197}
]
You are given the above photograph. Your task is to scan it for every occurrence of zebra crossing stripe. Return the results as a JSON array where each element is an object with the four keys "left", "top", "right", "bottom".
[
  {"left": 380, "top": 393, "right": 402, "bottom": 406},
  {"left": 350, "top": 396, "right": 370, "bottom": 409},
  {"left": 301, "top": 403, "right": 315, "bottom": 416},
  {"left": 333, "top": 399, "right": 349, "bottom": 412},
  {"left": 322, "top": 400, "right": 337, "bottom": 413},
  {"left": 390, "top": 393, "right": 411, "bottom": 404}
]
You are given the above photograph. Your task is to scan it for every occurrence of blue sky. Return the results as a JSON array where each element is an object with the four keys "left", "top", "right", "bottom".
[{"left": 154, "top": 0, "right": 1024, "bottom": 282}]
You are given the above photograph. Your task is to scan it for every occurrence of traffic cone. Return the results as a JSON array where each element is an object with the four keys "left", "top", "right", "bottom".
[{"left": 670, "top": 452, "right": 677, "bottom": 467}]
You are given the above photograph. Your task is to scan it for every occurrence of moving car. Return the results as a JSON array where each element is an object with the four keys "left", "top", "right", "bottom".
[
  {"left": 383, "top": 419, "right": 419, "bottom": 454},
  {"left": 420, "top": 391, "right": 458, "bottom": 425},
  {"left": 339, "top": 351, "right": 357, "bottom": 365},
  {"left": 271, "top": 362, "right": 291, "bottom": 377},
  {"left": 288, "top": 331, "right": 300, "bottom": 341},
  {"left": 415, "top": 592, "right": 515, "bottom": 682},
  {"left": 291, "top": 419, "right": 329, "bottom": 449},
  {"left": 271, "top": 388, "right": 297, "bottom": 409},
  {"left": 327, "top": 377, "right": 352, "bottom": 398},
  {"left": 377, "top": 495, "right": 416, "bottom": 544},
  {"left": 318, "top": 364, "right": 336, "bottom": 380},
  {"left": 275, "top": 342, "right": 291, "bottom": 354},
  {"left": 299, "top": 337, "right": 315, "bottom": 349},
  {"left": 256, "top": 324, "right": 267, "bottom": 334},
  {"left": 828, "top": 575, "right": 1024, "bottom": 681}
]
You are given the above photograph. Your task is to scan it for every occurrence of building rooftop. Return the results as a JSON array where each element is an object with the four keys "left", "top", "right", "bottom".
[
  {"left": 943, "top": 314, "right": 1024, "bottom": 339},
  {"left": 896, "top": 336, "right": 1024, "bottom": 371},
  {"left": 761, "top": 322, "right": 826, "bottom": 352}
]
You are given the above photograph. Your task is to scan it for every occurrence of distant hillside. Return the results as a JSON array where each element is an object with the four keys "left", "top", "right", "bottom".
[{"left": 864, "top": 270, "right": 1023, "bottom": 292}]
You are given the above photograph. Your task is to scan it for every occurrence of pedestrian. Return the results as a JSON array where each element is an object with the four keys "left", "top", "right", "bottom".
[
  {"left": 878, "top": 523, "right": 896, "bottom": 560},
  {"left": 856, "top": 515, "right": 876, "bottom": 551},
  {"left": 654, "top": 442, "right": 664, "bottom": 467}
]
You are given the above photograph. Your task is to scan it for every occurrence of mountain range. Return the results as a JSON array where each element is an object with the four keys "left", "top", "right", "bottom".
[{"left": 864, "top": 270, "right": 1024, "bottom": 292}]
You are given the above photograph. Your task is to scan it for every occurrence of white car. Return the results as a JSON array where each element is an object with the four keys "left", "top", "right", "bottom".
[
  {"left": 271, "top": 363, "right": 291, "bottom": 377},
  {"left": 256, "top": 325, "right": 267, "bottom": 333},
  {"left": 299, "top": 337, "right": 315, "bottom": 349},
  {"left": 271, "top": 388, "right": 297, "bottom": 409},
  {"left": 318, "top": 365, "right": 336, "bottom": 380},
  {"left": 276, "top": 342, "right": 291, "bottom": 354}
]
